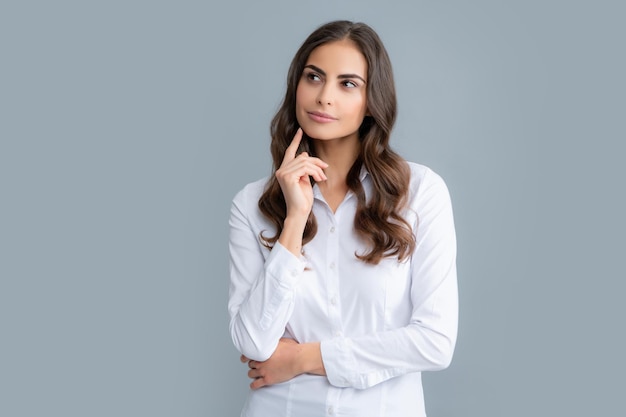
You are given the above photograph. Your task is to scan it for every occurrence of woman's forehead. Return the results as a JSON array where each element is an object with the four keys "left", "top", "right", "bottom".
[{"left": 305, "top": 40, "right": 367, "bottom": 77}]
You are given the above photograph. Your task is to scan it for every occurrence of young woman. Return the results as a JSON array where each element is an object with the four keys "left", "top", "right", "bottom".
[{"left": 228, "top": 20, "right": 458, "bottom": 417}]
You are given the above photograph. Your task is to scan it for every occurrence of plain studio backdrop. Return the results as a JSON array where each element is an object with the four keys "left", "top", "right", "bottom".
[{"left": 1, "top": 1, "right": 624, "bottom": 416}]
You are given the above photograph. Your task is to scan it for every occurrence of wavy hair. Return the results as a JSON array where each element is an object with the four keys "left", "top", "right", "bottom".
[{"left": 258, "top": 20, "right": 415, "bottom": 264}]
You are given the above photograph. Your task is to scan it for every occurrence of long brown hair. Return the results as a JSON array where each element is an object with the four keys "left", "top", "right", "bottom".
[{"left": 258, "top": 20, "right": 415, "bottom": 264}]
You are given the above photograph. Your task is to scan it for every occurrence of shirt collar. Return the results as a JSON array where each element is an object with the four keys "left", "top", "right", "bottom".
[
  {"left": 359, "top": 165, "right": 370, "bottom": 182},
  {"left": 312, "top": 164, "right": 371, "bottom": 200}
]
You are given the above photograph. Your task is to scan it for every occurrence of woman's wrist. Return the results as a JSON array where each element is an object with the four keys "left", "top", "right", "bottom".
[
  {"left": 279, "top": 215, "right": 309, "bottom": 257},
  {"left": 298, "top": 342, "right": 326, "bottom": 376}
]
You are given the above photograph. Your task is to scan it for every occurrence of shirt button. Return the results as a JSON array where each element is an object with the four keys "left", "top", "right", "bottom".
[
  {"left": 291, "top": 270, "right": 297, "bottom": 277},
  {"left": 334, "top": 331, "right": 342, "bottom": 337},
  {"left": 328, "top": 406, "right": 334, "bottom": 415},
  {"left": 330, "top": 297, "right": 337, "bottom": 306},
  {"left": 329, "top": 262, "right": 335, "bottom": 270},
  {"left": 330, "top": 226, "right": 335, "bottom": 233}
]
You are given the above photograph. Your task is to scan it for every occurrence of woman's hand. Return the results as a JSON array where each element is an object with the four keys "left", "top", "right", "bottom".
[
  {"left": 241, "top": 338, "right": 301, "bottom": 390},
  {"left": 240, "top": 338, "right": 325, "bottom": 390},
  {"left": 275, "top": 128, "right": 328, "bottom": 256},
  {"left": 275, "top": 128, "right": 328, "bottom": 219}
]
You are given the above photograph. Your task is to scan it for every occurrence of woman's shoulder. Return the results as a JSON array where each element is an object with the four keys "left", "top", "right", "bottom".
[
  {"left": 406, "top": 161, "right": 447, "bottom": 187},
  {"left": 231, "top": 176, "right": 270, "bottom": 207},
  {"left": 405, "top": 161, "right": 451, "bottom": 204}
]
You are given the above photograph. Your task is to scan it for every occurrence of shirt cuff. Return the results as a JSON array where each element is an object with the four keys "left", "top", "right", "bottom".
[
  {"left": 320, "top": 337, "right": 357, "bottom": 388},
  {"left": 256, "top": 242, "right": 306, "bottom": 331},
  {"left": 265, "top": 241, "right": 307, "bottom": 288}
]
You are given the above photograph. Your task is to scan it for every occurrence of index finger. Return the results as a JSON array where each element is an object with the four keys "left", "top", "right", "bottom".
[{"left": 283, "top": 128, "right": 304, "bottom": 160}]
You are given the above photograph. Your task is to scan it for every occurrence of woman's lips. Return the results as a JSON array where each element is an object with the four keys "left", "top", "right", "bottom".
[{"left": 307, "top": 111, "right": 337, "bottom": 123}]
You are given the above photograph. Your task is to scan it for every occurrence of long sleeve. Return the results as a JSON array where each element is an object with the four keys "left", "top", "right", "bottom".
[
  {"left": 228, "top": 182, "right": 307, "bottom": 361},
  {"left": 320, "top": 168, "right": 458, "bottom": 389}
]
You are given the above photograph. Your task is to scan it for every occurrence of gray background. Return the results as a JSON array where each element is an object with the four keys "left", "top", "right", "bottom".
[{"left": 2, "top": 0, "right": 624, "bottom": 416}]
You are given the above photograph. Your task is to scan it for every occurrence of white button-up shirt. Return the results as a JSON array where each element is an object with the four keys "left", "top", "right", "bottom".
[{"left": 228, "top": 162, "right": 458, "bottom": 417}]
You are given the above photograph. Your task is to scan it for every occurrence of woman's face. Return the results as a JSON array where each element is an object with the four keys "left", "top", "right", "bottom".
[{"left": 295, "top": 39, "right": 368, "bottom": 143}]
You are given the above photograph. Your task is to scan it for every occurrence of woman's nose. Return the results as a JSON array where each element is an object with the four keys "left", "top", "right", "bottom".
[{"left": 317, "top": 85, "right": 333, "bottom": 105}]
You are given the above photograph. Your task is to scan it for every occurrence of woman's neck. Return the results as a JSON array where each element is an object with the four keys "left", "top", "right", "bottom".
[
  {"left": 312, "top": 137, "right": 360, "bottom": 185},
  {"left": 312, "top": 136, "right": 360, "bottom": 212}
]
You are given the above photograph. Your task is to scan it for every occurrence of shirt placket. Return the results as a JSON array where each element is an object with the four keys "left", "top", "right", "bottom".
[
  {"left": 325, "top": 211, "right": 343, "bottom": 339},
  {"left": 325, "top": 207, "right": 344, "bottom": 416}
]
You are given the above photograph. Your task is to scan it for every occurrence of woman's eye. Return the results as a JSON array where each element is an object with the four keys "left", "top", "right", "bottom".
[
  {"left": 343, "top": 80, "right": 357, "bottom": 88},
  {"left": 307, "top": 73, "right": 321, "bottom": 81}
]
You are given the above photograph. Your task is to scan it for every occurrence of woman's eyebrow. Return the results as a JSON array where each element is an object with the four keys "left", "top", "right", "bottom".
[{"left": 304, "top": 64, "right": 367, "bottom": 84}]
